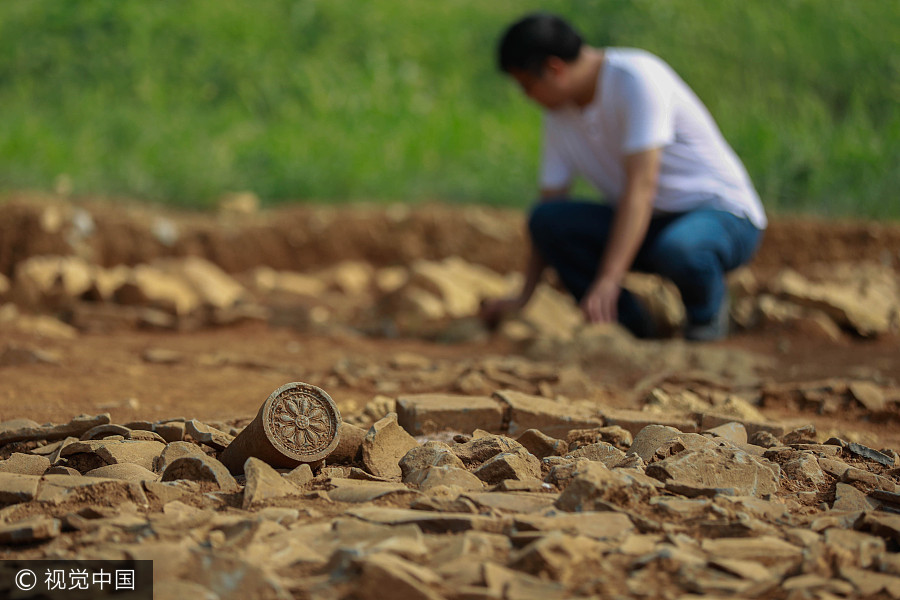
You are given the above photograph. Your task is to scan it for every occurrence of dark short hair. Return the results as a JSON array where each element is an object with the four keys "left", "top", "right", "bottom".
[{"left": 498, "top": 13, "right": 583, "bottom": 75}]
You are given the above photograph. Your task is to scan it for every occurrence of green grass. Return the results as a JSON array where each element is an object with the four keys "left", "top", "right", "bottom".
[{"left": 0, "top": 1, "right": 898, "bottom": 217}]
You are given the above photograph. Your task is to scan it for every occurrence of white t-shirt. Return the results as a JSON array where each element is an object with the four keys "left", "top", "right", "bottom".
[{"left": 540, "top": 48, "right": 767, "bottom": 229}]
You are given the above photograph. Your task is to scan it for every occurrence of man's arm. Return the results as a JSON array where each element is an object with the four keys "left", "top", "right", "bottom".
[{"left": 580, "top": 148, "right": 661, "bottom": 323}]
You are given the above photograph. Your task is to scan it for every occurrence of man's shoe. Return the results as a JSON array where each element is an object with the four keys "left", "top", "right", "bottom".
[{"left": 684, "top": 293, "right": 730, "bottom": 342}]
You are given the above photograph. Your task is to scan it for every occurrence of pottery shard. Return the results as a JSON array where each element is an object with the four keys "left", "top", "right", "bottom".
[
  {"left": 329, "top": 422, "right": 367, "bottom": 464},
  {"left": 405, "top": 465, "right": 485, "bottom": 492},
  {"left": 517, "top": 429, "right": 568, "bottom": 459},
  {"left": 452, "top": 434, "right": 526, "bottom": 467},
  {"left": 0, "top": 517, "right": 61, "bottom": 545},
  {"left": 0, "top": 452, "right": 50, "bottom": 476},
  {"left": 61, "top": 440, "right": 165, "bottom": 473},
  {"left": 473, "top": 450, "right": 542, "bottom": 484},
  {"left": 399, "top": 441, "right": 466, "bottom": 481},
  {"left": 155, "top": 441, "right": 208, "bottom": 473},
  {"left": 185, "top": 420, "right": 234, "bottom": 451},
  {"left": 85, "top": 463, "right": 159, "bottom": 482},
  {"left": 160, "top": 455, "right": 239, "bottom": 493},
  {"left": 493, "top": 390, "right": 602, "bottom": 438},
  {"left": 701, "top": 536, "right": 803, "bottom": 568},
  {"left": 0, "top": 413, "right": 110, "bottom": 445},
  {"left": 0, "top": 472, "right": 41, "bottom": 504},
  {"left": 555, "top": 462, "right": 662, "bottom": 512},
  {"left": 646, "top": 446, "right": 779, "bottom": 498},
  {"left": 361, "top": 413, "right": 420, "bottom": 479},
  {"left": 242, "top": 457, "right": 302, "bottom": 509},
  {"left": 395, "top": 393, "right": 505, "bottom": 436}
]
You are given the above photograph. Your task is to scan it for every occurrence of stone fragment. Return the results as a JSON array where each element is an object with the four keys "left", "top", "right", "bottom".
[
  {"left": 819, "top": 457, "right": 851, "bottom": 479},
  {"left": 36, "top": 474, "right": 149, "bottom": 506},
  {"left": 160, "top": 256, "right": 247, "bottom": 310},
  {"left": 849, "top": 381, "right": 887, "bottom": 412},
  {"left": 45, "top": 466, "right": 79, "bottom": 476},
  {"left": 155, "top": 441, "right": 208, "bottom": 473},
  {"left": 770, "top": 267, "right": 896, "bottom": 336},
  {"left": 327, "top": 478, "right": 418, "bottom": 503},
  {"left": 825, "top": 528, "right": 886, "bottom": 568},
  {"left": 567, "top": 425, "right": 633, "bottom": 450},
  {"left": 405, "top": 465, "right": 484, "bottom": 492},
  {"left": 0, "top": 517, "right": 61, "bottom": 544},
  {"left": 748, "top": 430, "right": 780, "bottom": 448},
  {"left": 284, "top": 464, "right": 314, "bottom": 487},
  {"left": 452, "top": 434, "right": 525, "bottom": 467},
  {"left": 701, "top": 536, "right": 803, "bottom": 573},
  {"left": 349, "top": 506, "right": 501, "bottom": 534},
  {"left": 160, "top": 455, "right": 239, "bottom": 492},
  {"left": 352, "top": 552, "right": 444, "bottom": 600},
  {"left": 843, "top": 467, "right": 897, "bottom": 492},
  {"left": 361, "top": 413, "right": 419, "bottom": 479},
  {"left": 329, "top": 422, "right": 367, "bottom": 464},
  {"left": 513, "top": 511, "right": 634, "bottom": 540},
  {"left": 840, "top": 566, "right": 900, "bottom": 597},
  {"left": 626, "top": 425, "right": 682, "bottom": 462},
  {"left": 85, "top": 463, "right": 159, "bottom": 482},
  {"left": 783, "top": 453, "right": 827, "bottom": 486},
  {"left": 114, "top": 264, "right": 200, "bottom": 316},
  {"left": 509, "top": 532, "right": 610, "bottom": 584},
  {"left": 646, "top": 446, "right": 779, "bottom": 498},
  {"left": 493, "top": 390, "right": 602, "bottom": 438},
  {"left": 142, "top": 480, "right": 199, "bottom": 505},
  {"left": 473, "top": 450, "right": 541, "bottom": 484},
  {"left": 61, "top": 439, "right": 165, "bottom": 472},
  {"left": 703, "top": 422, "right": 748, "bottom": 446},
  {"left": 0, "top": 413, "right": 110, "bottom": 445},
  {"left": 0, "top": 472, "right": 40, "bottom": 504},
  {"left": 517, "top": 429, "right": 568, "bottom": 459},
  {"left": 0, "top": 452, "right": 50, "bottom": 475},
  {"left": 847, "top": 442, "right": 895, "bottom": 467},
  {"left": 555, "top": 462, "right": 661, "bottom": 511},
  {"left": 395, "top": 393, "right": 505, "bottom": 435},
  {"left": 700, "top": 413, "right": 787, "bottom": 438},
  {"left": 857, "top": 512, "right": 900, "bottom": 544},
  {"left": 567, "top": 442, "right": 626, "bottom": 468},
  {"left": 185, "top": 420, "right": 234, "bottom": 451},
  {"left": 602, "top": 409, "right": 699, "bottom": 436},
  {"left": 399, "top": 441, "right": 465, "bottom": 481},
  {"left": 242, "top": 457, "right": 303, "bottom": 509}
]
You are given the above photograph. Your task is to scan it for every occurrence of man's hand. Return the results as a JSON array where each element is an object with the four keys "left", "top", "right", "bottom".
[
  {"left": 479, "top": 296, "right": 526, "bottom": 330},
  {"left": 580, "top": 277, "right": 621, "bottom": 324}
]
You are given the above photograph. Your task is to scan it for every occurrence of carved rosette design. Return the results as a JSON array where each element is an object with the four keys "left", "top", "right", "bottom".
[{"left": 266, "top": 387, "right": 338, "bottom": 459}]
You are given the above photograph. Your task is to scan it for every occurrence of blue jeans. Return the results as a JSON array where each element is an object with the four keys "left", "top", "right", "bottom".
[{"left": 528, "top": 201, "right": 763, "bottom": 338}]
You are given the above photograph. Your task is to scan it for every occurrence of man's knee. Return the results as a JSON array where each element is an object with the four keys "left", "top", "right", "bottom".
[{"left": 527, "top": 201, "right": 563, "bottom": 244}]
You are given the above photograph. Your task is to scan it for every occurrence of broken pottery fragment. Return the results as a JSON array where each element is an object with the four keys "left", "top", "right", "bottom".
[{"left": 220, "top": 382, "right": 342, "bottom": 475}]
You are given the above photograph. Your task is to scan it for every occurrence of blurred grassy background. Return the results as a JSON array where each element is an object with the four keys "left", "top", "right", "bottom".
[{"left": 0, "top": 0, "right": 897, "bottom": 217}]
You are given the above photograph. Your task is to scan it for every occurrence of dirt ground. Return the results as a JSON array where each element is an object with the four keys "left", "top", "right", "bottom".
[{"left": 1, "top": 196, "right": 898, "bottom": 447}]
